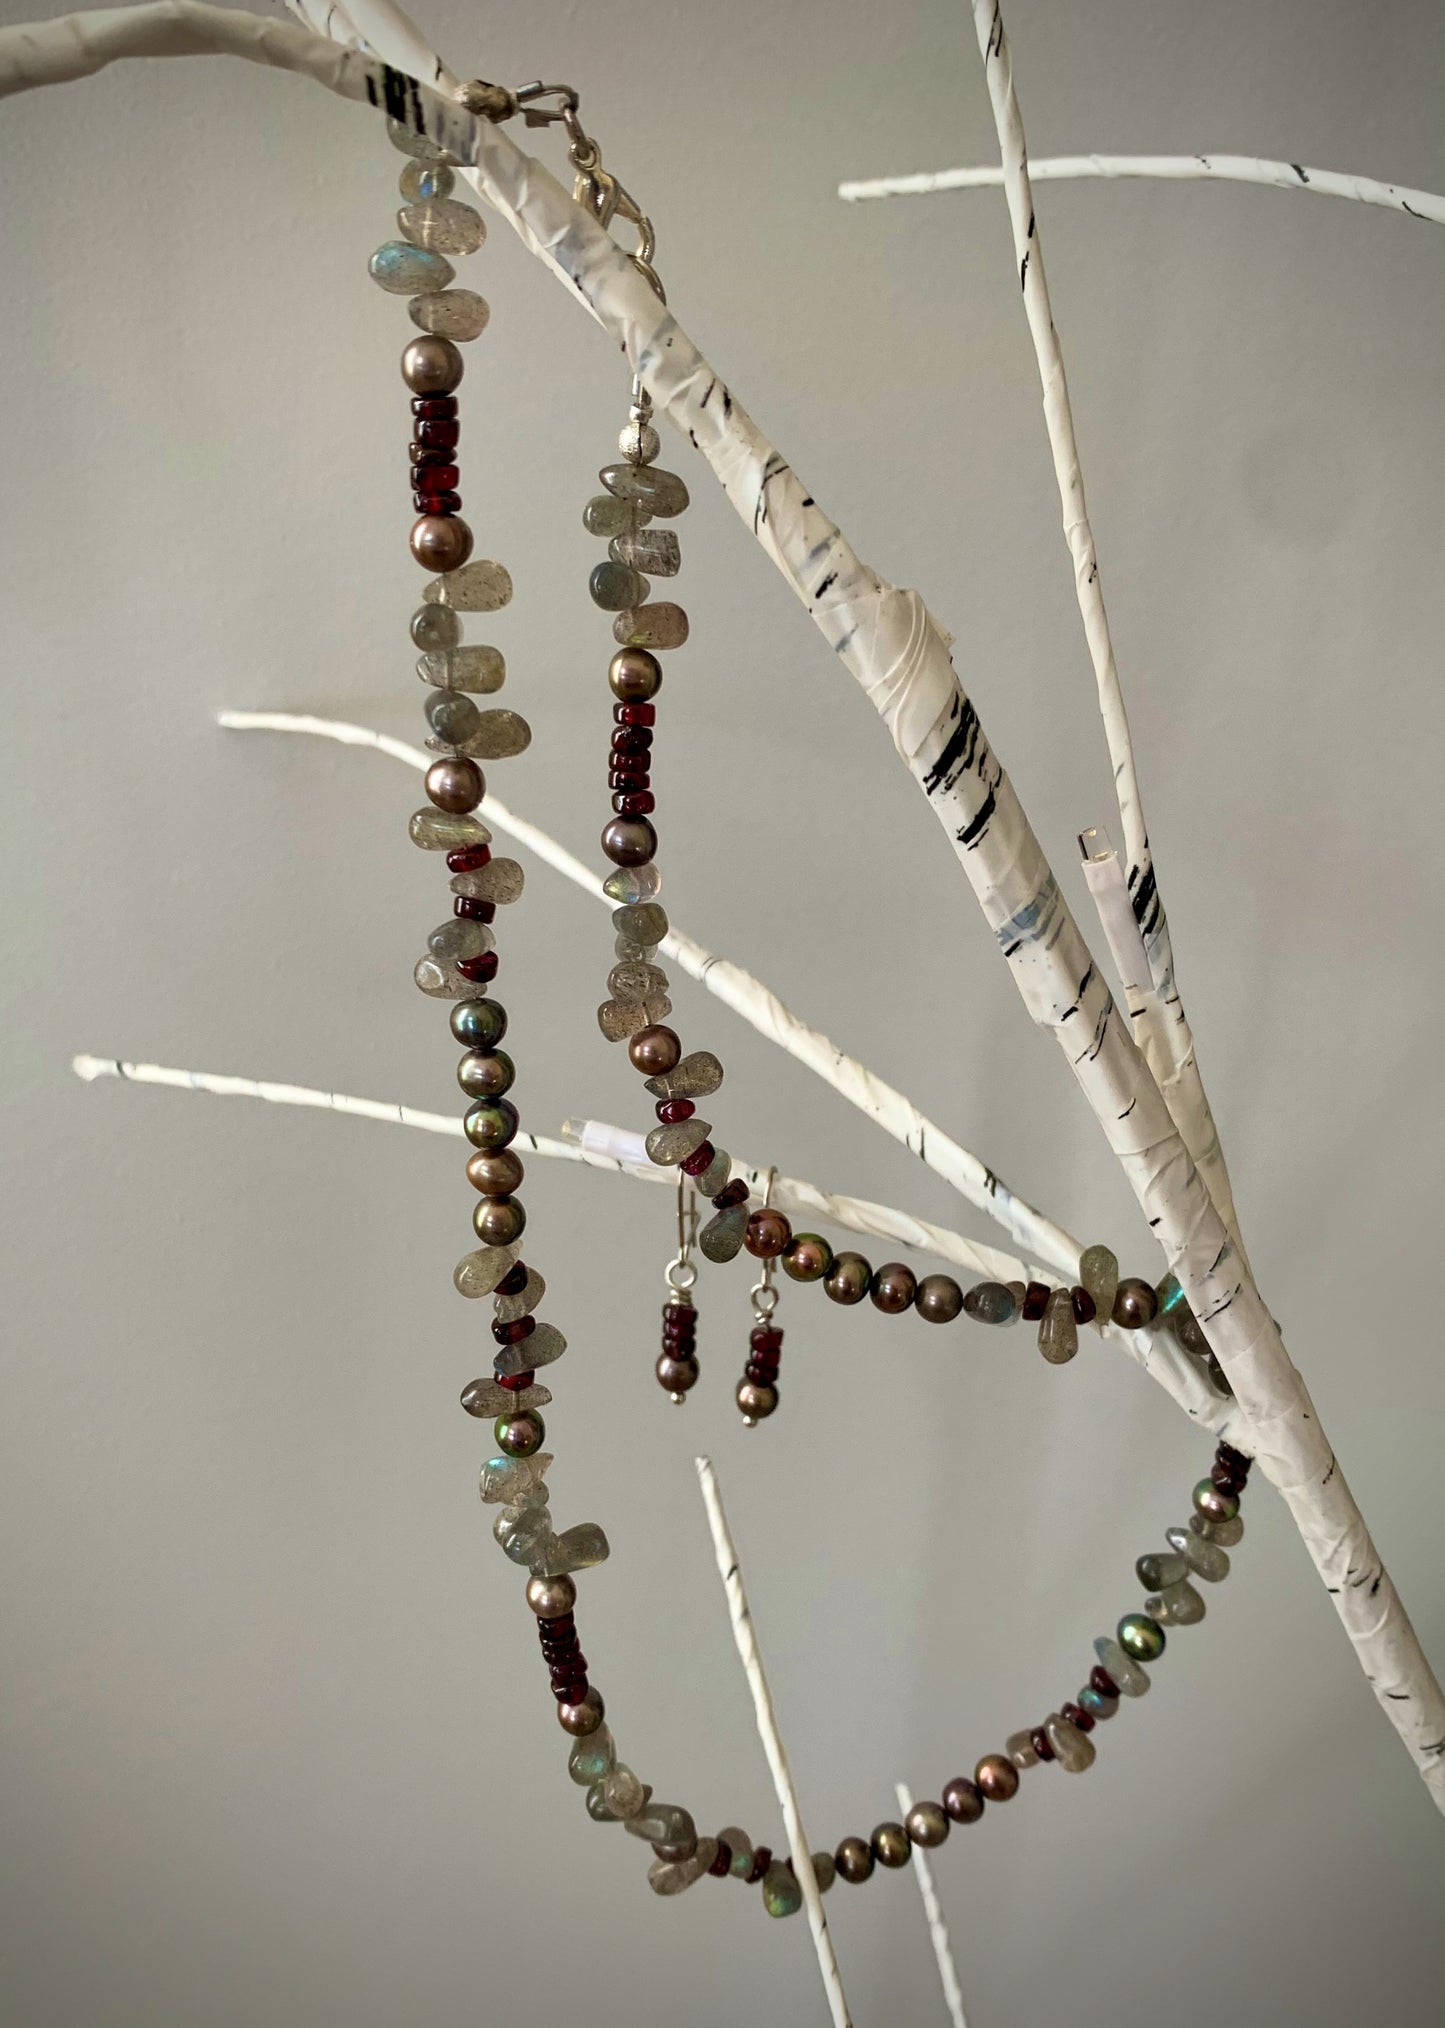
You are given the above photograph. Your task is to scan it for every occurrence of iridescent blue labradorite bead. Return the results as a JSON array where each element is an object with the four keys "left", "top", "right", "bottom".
[
  {"left": 1156, "top": 1271, "right": 1186, "bottom": 1316},
  {"left": 962, "top": 1280, "right": 1016, "bottom": 1325},
  {"left": 762, "top": 1861, "right": 803, "bottom": 1917},
  {"left": 1117, "top": 1612, "right": 1167, "bottom": 1662},
  {"left": 1078, "top": 1685, "right": 1119, "bottom": 1721}
]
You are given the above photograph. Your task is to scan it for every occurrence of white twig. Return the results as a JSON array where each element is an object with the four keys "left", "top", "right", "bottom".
[
  {"left": 695, "top": 1457, "right": 851, "bottom": 2028},
  {"left": 894, "top": 1781, "right": 968, "bottom": 2028},
  {"left": 4, "top": 0, "right": 1441, "bottom": 1803},
  {"left": 219, "top": 709, "right": 1080, "bottom": 1278},
  {"left": 838, "top": 152, "right": 1445, "bottom": 225}
]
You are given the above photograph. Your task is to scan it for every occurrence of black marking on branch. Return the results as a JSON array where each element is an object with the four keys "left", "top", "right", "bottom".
[
  {"left": 922, "top": 697, "right": 980, "bottom": 798},
  {"left": 815, "top": 570, "right": 838, "bottom": 601},
  {"left": 956, "top": 772, "right": 998, "bottom": 850},
  {"left": 1322, "top": 1454, "right": 1337, "bottom": 1486},
  {"left": 1402, "top": 200, "right": 1426, "bottom": 220},
  {"left": 1118, "top": 1097, "right": 1137, "bottom": 1120},
  {"left": 1020, "top": 249, "right": 1030, "bottom": 289},
  {"left": 1291, "top": 162, "right": 1310, "bottom": 183},
  {"left": 1385, "top": 1691, "right": 1409, "bottom": 1701},
  {"left": 1060, "top": 962, "right": 1095, "bottom": 1021}
]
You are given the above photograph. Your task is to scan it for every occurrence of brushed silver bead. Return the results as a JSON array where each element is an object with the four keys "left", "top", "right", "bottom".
[
  {"left": 619, "top": 419, "right": 661, "bottom": 464},
  {"left": 401, "top": 333, "right": 464, "bottom": 392},
  {"left": 526, "top": 1573, "right": 576, "bottom": 1619}
]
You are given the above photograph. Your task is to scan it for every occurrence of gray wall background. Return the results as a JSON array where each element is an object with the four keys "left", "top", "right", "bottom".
[{"left": 2, "top": 1, "right": 1443, "bottom": 2022}]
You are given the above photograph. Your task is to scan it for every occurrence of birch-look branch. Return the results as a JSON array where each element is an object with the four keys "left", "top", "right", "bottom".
[
  {"left": 838, "top": 152, "right": 1445, "bottom": 225},
  {"left": 965, "top": 0, "right": 1242, "bottom": 1254},
  {"left": 3, "top": 0, "right": 1441, "bottom": 1807}
]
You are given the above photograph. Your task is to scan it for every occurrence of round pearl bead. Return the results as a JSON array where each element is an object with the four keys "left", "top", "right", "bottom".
[
  {"left": 526, "top": 1573, "right": 577, "bottom": 1619},
  {"left": 411, "top": 514, "right": 474, "bottom": 572},
  {"left": 656, "top": 1353, "right": 700, "bottom": 1397},
  {"left": 974, "top": 1754, "right": 1020, "bottom": 1801},
  {"left": 466, "top": 1148, "right": 524, "bottom": 1196},
  {"left": 870, "top": 1823, "right": 911, "bottom": 1869},
  {"left": 451, "top": 999, "right": 507, "bottom": 1048},
  {"left": 735, "top": 1379, "right": 778, "bottom": 1422},
  {"left": 1111, "top": 1276, "right": 1159, "bottom": 1328},
  {"left": 904, "top": 1801, "right": 949, "bottom": 1849},
  {"left": 1192, "top": 1477, "right": 1240, "bottom": 1524},
  {"left": 425, "top": 756, "right": 483, "bottom": 812},
  {"left": 494, "top": 1407, "right": 544, "bottom": 1458},
  {"left": 472, "top": 1195, "right": 525, "bottom": 1245},
  {"left": 628, "top": 1025, "right": 681, "bottom": 1076},
  {"left": 915, "top": 1273, "right": 964, "bottom": 1323},
  {"left": 941, "top": 1776, "right": 984, "bottom": 1823},
  {"left": 869, "top": 1262, "right": 917, "bottom": 1314},
  {"left": 834, "top": 1836, "right": 874, "bottom": 1884},
  {"left": 1117, "top": 1611, "right": 1167, "bottom": 1662},
  {"left": 401, "top": 333, "right": 464, "bottom": 393},
  {"left": 558, "top": 1691, "right": 605, "bottom": 1736},
  {"left": 601, "top": 815, "right": 657, "bottom": 866},
  {"left": 782, "top": 1234, "right": 832, "bottom": 1282},
  {"left": 608, "top": 647, "right": 663, "bottom": 701},
  {"left": 457, "top": 1050, "right": 515, "bottom": 1098},
  {"left": 823, "top": 1253, "right": 872, "bottom": 1306}
]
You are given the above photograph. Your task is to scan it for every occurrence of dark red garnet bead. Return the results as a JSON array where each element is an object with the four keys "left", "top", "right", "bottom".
[
  {"left": 613, "top": 792, "right": 656, "bottom": 816},
  {"left": 747, "top": 1847, "right": 772, "bottom": 1883},
  {"left": 538, "top": 1610, "right": 574, "bottom": 1637},
  {"left": 413, "top": 463, "right": 461, "bottom": 492},
  {"left": 713, "top": 1179, "right": 749, "bottom": 1209},
  {"left": 493, "top": 1316, "right": 536, "bottom": 1345},
  {"left": 1089, "top": 1665, "right": 1119, "bottom": 1699},
  {"left": 1070, "top": 1286, "right": 1097, "bottom": 1325},
  {"left": 416, "top": 417, "right": 461, "bottom": 448},
  {"left": 615, "top": 701, "right": 657, "bottom": 726},
  {"left": 413, "top": 491, "right": 462, "bottom": 515},
  {"left": 454, "top": 895, "right": 496, "bottom": 921},
  {"left": 496, "top": 1262, "right": 530, "bottom": 1296},
  {"left": 495, "top": 1369, "right": 535, "bottom": 1391},
  {"left": 411, "top": 442, "right": 454, "bottom": 467},
  {"left": 681, "top": 1141, "right": 716, "bottom": 1177},
  {"left": 611, "top": 726, "right": 652, "bottom": 752},
  {"left": 1061, "top": 1701, "right": 1095, "bottom": 1733},
  {"left": 709, "top": 1842, "right": 732, "bottom": 1877},
  {"left": 411, "top": 394, "right": 459, "bottom": 418},
  {"left": 750, "top": 1327, "right": 783, "bottom": 1351},
  {"left": 1022, "top": 1281, "right": 1050, "bottom": 1321},
  {"left": 1030, "top": 1727, "right": 1055, "bottom": 1762},
  {"left": 656, "top": 1099, "right": 695, "bottom": 1124},
  {"left": 457, "top": 952, "right": 499, "bottom": 984},
  {"left": 447, "top": 844, "right": 491, "bottom": 872}
]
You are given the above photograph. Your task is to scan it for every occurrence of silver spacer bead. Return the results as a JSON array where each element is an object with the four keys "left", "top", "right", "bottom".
[{"left": 619, "top": 419, "right": 660, "bottom": 465}]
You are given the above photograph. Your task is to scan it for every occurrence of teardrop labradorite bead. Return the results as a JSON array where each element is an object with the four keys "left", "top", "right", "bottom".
[
  {"left": 613, "top": 602, "right": 689, "bottom": 651},
  {"left": 397, "top": 196, "right": 485, "bottom": 255},
  {"left": 649, "top": 1841, "right": 718, "bottom": 1896},
  {"left": 762, "top": 1861, "right": 803, "bottom": 1918},
  {"left": 1078, "top": 1244, "right": 1119, "bottom": 1323},
  {"left": 412, "top": 601, "right": 462, "bottom": 651},
  {"left": 369, "top": 240, "right": 455, "bottom": 294},
  {"left": 386, "top": 114, "right": 453, "bottom": 162},
  {"left": 602, "top": 1766, "right": 650, "bottom": 1819},
  {"left": 417, "top": 645, "right": 506, "bottom": 693},
  {"left": 1038, "top": 1285, "right": 1079, "bottom": 1362},
  {"left": 422, "top": 558, "right": 513, "bottom": 611},
  {"left": 700, "top": 1205, "right": 748, "bottom": 1262},
  {"left": 586, "top": 1781, "right": 618, "bottom": 1822},
  {"left": 494, "top": 1321, "right": 566, "bottom": 1378},
  {"left": 1093, "top": 1634, "right": 1151, "bottom": 1696},
  {"left": 1045, "top": 1712, "right": 1096, "bottom": 1773},
  {"left": 583, "top": 493, "right": 651, "bottom": 538},
  {"left": 494, "top": 1505, "right": 551, "bottom": 1563},
  {"left": 624, "top": 1802, "right": 695, "bottom": 1847},
  {"left": 452, "top": 857, "right": 524, "bottom": 905},
  {"left": 719, "top": 1826, "right": 754, "bottom": 1879},
  {"left": 1136, "top": 1551, "right": 1188, "bottom": 1591},
  {"left": 459, "top": 709, "right": 532, "bottom": 759},
  {"left": 597, "top": 996, "right": 671, "bottom": 1042},
  {"left": 399, "top": 159, "right": 455, "bottom": 201},
  {"left": 531, "top": 1522, "right": 609, "bottom": 1576},
  {"left": 643, "top": 1049, "right": 721, "bottom": 1100},
  {"left": 963, "top": 1280, "right": 1016, "bottom": 1325},
  {"left": 1153, "top": 1578, "right": 1205, "bottom": 1625},
  {"left": 1167, "top": 1524, "right": 1230, "bottom": 1582},
  {"left": 494, "top": 1268, "right": 546, "bottom": 1322},
  {"left": 409, "top": 807, "right": 491, "bottom": 851},
  {"left": 1117, "top": 1612, "right": 1166, "bottom": 1662},
  {"left": 479, "top": 1452, "right": 551, "bottom": 1504},
  {"left": 695, "top": 1147, "right": 731, "bottom": 1198},
  {"left": 612, "top": 901, "right": 669, "bottom": 946},
  {"left": 602, "top": 864, "right": 662, "bottom": 904},
  {"left": 568, "top": 1726, "right": 616, "bottom": 1786},
  {"left": 414, "top": 956, "right": 477, "bottom": 999},
  {"left": 600, "top": 463, "right": 689, "bottom": 516},
  {"left": 609, "top": 960, "right": 669, "bottom": 1003},
  {"left": 452, "top": 1244, "right": 520, "bottom": 1298},
  {"left": 426, "top": 689, "right": 481, "bottom": 744},
  {"left": 1078, "top": 1685, "right": 1119, "bottom": 1721},
  {"left": 645, "top": 1117, "right": 710, "bottom": 1166},
  {"left": 408, "top": 288, "right": 491, "bottom": 341}
]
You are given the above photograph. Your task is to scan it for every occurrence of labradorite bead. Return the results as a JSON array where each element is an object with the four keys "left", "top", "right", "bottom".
[
  {"left": 586, "top": 1782, "right": 617, "bottom": 1822},
  {"left": 452, "top": 1244, "right": 520, "bottom": 1297},
  {"left": 1078, "top": 1243, "right": 1119, "bottom": 1322},
  {"left": 1156, "top": 1271, "right": 1186, "bottom": 1316},
  {"left": 1193, "top": 1477, "right": 1240, "bottom": 1524},
  {"left": 1038, "top": 1285, "right": 1079, "bottom": 1363},
  {"left": 782, "top": 1234, "right": 832, "bottom": 1282},
  {"left": 583, "top": 493, "right": 651, "bottom": 538},
  {"left": 904, "top": 1801, "right": 949, "bottom": 1848},
  {"left": 651, "top": 1842, "right": 718, "bottom": 1897},
  {"left": 1093, "top": 1634, "right": 1151, "bottom": 1696},
  {"left": 916, "top": 1274, "right": 964, "bottom": 1323},
  {"left": 463, "top": 1098, "right": 519, "bottom": 1150},
  {"left": 451, "top": 998, "right": 507, "bottom": 1048},
  {"left": 1117, "top": 1612, "right": 1166, "bottom": 1662},
  {"left": 613, "top": 901, "right": 669, "bottom": 947},
  {"left": 408, "top": 288, "right": 491, "bottom": 342},
  {"left": 700, "top": 1206, "right": 748, "bottom": 1262},
  {"left": 409, "top": 806, "right": 490, "bottom": 852},
  {"left": 1167, "top": 1524, "right": 1229, "bottom": 1582},
  {"left": 834, "top": 1836, "right": 874, "bottom": 1883},
  {"left": 429, "top": 916, "right": 492, "bottom": 963},
  {"left": 421, "top": 559, "right": 513, "bottom": 612},
  {"left": 1153, "top": 1577, "right": 1205, "bottom": 1625},
  {"left": 603, "top": 863, "right": 663, "bottom": 904},
  {"left": 426, "top": 688, "right": 482, "bottom": 744},
  {"left": 824, "top": 1253, "right": 872, "bottom": 1305},
  {"left": 495, "top": 1408, "right": 545, "bottom": 1457},
  {"left": 457, "top": 1049, "right": 514, "bottom": 1098},
  {"left": 612, "top": 603, "right": 690, "bottom": 652},
  {"left": 399, "top": 159, "right": 455, "bottom": 201},
  {"left": 418, "top": 645, "right": 506, "bottom": 694},
  {"left": 1111, "top": 1276, "right": 1158, "bottom": 1328},
  {"left": 590, "top": 559, "right": 649, "bottom": 611},
  {"left": 762, "top": 1861, "right": 803, "bottom": 1917},
  {"left": 1007, "top": 1729, "right": 1039, "bottom": 1769},
  {"left": 963, "top": 1280, "right": 1016, "bottom": 1325},
  {"left": 1193, "top": 1511, "right": 1244, "bottom": 1548},
  {"left": 696, "top": 1149, "right": 731, "bottom": 1198},
  {"left": 611, "top": 528, "right": 680, "bottom": 576},
  {"left": 1078, "top": 1685, "right": 1119, "bottom": 1721},
  {"left": 1136, "top": 1551, "right": 1188, "bottom": 1591},
  {"left": 624, "top": 1802, "right": 695, "bottom": 1848},
  {"left": 599, "top": 462, "right": 690, "bottom": 516},
  {"left": 601, "top": 1766, "right": 648, "bottom": 1818},
  {"left": 1045, "top": 1713, "right": 1095, "bottom": 1773},
  {"left": 397, "top": 195, "right": 485, "bottom": 255},
  {"left": 412, "top": 601, "right": 462, "bottom": 651},
  {"left": 870, "top": 1823, "right": 911, "bottom": 1868},
  {"left": 645, "top": 1117, "right": 710, "bottom": 1166},
  {"left": 369, "top": 239, "right": 455, "bottom": 295},
  {"left": 718, "top": 1827, "right": 754, "bottom": 1878},
  {"left": 385, "top": 113, "right": 453, "bottom": 162}
]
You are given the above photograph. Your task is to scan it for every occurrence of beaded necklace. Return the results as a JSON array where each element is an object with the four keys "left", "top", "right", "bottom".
[{"left": 373, "top": 95, "right": 1252, "bottom": 1922}]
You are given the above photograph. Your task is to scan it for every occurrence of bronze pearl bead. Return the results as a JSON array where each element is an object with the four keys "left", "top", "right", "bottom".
[
  {"left": 870, "top": 1822, "right": 911, "bottom": 1869},
  {"left": 904, "top": 1801, "right": 950, "bottom": 1849},
  {"left": 401, "top": 333, "right": 464, "bottom": 393},
  {"left": 915, "top": 1273, "right": 964, "bottom": 1323},
  {"left": 656, "top": 1353, "right": 700, "bottom": 1397},
  {"left": 457, "top": 1050, "right": 515, "bottom": 1099},
  {"left": 628, "top": 1024, "right": 681, "bottom": 1076},
  {"left": 557, "top": 1692, "right": 605, "bottom": 1737},
  {"left": 466, "top": 1148, "right": 524, "bottom": 1196},
  {"left": 411, "top": 513, "right": 474, "bottom": 572},
  {"left": 834, "top": 1836, "right": 874, "bottom": 1884},
  {"left": 782, "top": 1233, "right": 833, "bottom": 1282},
  {"left": 823, "top": 1252, "right": 872, "bottom": 1305},
  {"left": 1111, "top": 1276, "right": 1159, "bottom": 1328},
  {"left": 526, "top": 1573, "right": 576, "bottom": 1619},
  {"left": 744, "top": 1209, "right": 792, "bottom": 1259},
  {"left": 1192, "top": 1476, "right": 1240, "bottom": 1524},
  {"left": 735, "top": 1379, "right": 778, "bottom": 1422},
  {"left": 608, "top": 646, "right": 663, "bottom": 702},
  {"left": 601, "top": 815, "right": 657, "bottom": 866},
  {"left": 472, "top": 1195, "right": 526, "bottom": 1246},
  {"left": 941, "top": 1776, "right": 984, "bottom": 1824},
  {"left": 425, "top": 755, "right": 484, "bottom": 813},
  {"left": 870, "top": 1261, "right": 917, "bottom": 1314},
  {"left": 974, "top": 1754, "right": 1020, "bottom": 1802}
]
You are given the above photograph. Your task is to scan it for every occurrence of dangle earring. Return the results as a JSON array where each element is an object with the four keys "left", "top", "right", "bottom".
[
  {"left": 657, "top": 1172, "right": 700, "bottom": 1402},
  {"left": 736, "top": 1168, "right": 786, "bottom": 1425}
]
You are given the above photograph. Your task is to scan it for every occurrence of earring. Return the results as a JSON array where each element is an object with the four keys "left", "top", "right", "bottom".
[
  {"left": 736, "top": 1168, "right": 785, "bottom": 1425},
  {"left": 657, "top": 1172, "right": 700, "bottom": 1403}
]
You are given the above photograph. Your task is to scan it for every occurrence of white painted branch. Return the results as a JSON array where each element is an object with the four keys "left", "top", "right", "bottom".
[
  {"left": 895, "top": 1781, "right": 968, "bottom": 2028},
  {"left": 219, "top": 709, "right": 1080, "bottom": 1279},
  {"left": 695, "top": 1457, "right": 851, "bottom": 2028},
  {"left": 838, "top": 153, "right": 1445, "bottom": 226},
  {"left": 964, "top": 0, "right": 1244, "bottom": 1257},
  {"left": 4, "top": 0, "right": 1440, "bottom": 1804}
]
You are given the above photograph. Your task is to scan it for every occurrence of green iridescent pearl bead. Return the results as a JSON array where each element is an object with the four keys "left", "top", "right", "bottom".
[
  {"left": 451, "top": 999, "right": 507, "bottom": 1048},
  {"left": 1193, "top": 1477, "right": 1240, "bottom": 1523},
  {"left": 464, "top": 1099, "right": 519, "bottom": 1150},
  {"left": 1117, "top": 1611, "right": 1167, "bottom": 1662},
  {"left": 495, "top": 1408, "right": 545, "bottom": 1457},
  {"left": 782, "top": 1233, "right": 833, "bottom": 1282}
]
